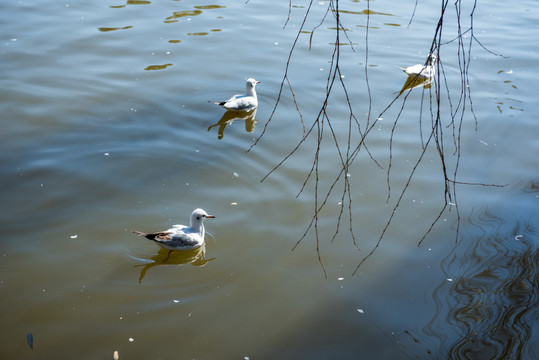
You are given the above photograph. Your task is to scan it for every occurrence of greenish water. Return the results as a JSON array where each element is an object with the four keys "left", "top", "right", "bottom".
[{"left": 1, "top": 0, "right": 538, "bottom": 359}]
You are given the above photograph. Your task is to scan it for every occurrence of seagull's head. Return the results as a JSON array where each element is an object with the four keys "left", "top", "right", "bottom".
[
  {"left": 246, "top": 78, "right": 260, "bottom": 90},
  {"left": 191, "top": 208, "right": 215, "bottom": 223}
]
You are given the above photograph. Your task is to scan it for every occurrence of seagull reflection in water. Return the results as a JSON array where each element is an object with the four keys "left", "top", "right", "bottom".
[
  {"left": 208, "top": 107, "right": 257, "bottom": 139},
  {"left": 136, "top": 244, "right": 214, "bottom": 283},
  {"left": 398, "top": 73, "right": 433, "bottom": 95}
]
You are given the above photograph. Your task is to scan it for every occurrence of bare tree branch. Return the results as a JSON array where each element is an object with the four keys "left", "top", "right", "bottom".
[{"left": 250, "top": 0, "right": 505, "bottom": 275}]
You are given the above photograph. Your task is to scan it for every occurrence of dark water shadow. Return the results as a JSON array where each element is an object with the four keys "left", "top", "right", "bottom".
[
  {"left": 419, "top": 204, "right": 539, "bottom": 359},
  {"left": 136, "top": 245, "right": 214, "bottom": 283},
  {"left": 208, "top": 107, "right": 257, "bottom": 139}
]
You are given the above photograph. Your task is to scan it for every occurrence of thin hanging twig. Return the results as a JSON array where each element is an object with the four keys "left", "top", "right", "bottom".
[{"left": 248, "top": 0, "right": 506, "bottom": 276}]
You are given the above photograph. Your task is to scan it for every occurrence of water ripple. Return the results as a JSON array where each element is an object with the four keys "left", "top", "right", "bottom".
[{"left": 423, "top": 206, "right": 539, "bottom": 359}]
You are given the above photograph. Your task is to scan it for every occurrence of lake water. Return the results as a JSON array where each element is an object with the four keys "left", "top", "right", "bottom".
[{"left": 1, "top": 0, "right": 538, "bottom": 359}]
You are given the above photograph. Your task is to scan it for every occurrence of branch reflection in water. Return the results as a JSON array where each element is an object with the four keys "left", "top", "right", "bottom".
[
  {"left": 422, "top": 205, "right": 539, "bottom": 359},
  {"left": 208, "top": 107, "right": 257, "bottom": 139},
  {"left": 135, "top": 244, "right": 214, "bottom": 284}
]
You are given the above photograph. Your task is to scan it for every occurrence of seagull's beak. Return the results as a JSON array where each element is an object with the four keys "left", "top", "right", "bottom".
[
  {"left": 206, "top": 215, "right": 216, "bottom": 219},
  {"left": 256, "top": 81, "right": 260, "bottom": 84}
]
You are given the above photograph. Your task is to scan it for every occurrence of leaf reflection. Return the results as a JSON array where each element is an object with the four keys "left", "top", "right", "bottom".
[
  {"left": 97, "top": 26, "right": 133, "bottom": 32},
  {"left": 208, "top": 108, "right": 257, "bottom": 140},
  {"left": 187, "top": 32, "right": 209, "bottom": 36},
  {"left": 135, "top": 245, "right": 213, "bottom": 283},
  {"left": 110, "top": 0, "right": 151, "bottom": 7},
  {"left": 144, "top": 63, "right": 173, "bottom": 71},
  {"left": 165, "top": 10, "right": 202, "bottom": 21},
  {"left": 334, "top": 9, "right": 394, "bottom": 16},
  {"left": 422, "top": 206, "right": 539, "bottom": 359},
  {"left": 193, "top": 5, "right": 225, "bottom": 10}
]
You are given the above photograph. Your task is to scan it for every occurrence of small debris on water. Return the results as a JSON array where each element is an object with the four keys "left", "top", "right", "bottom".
[
  {"left": 26, "top": 333, "right": 33, "bottom": 349},
  {"left": 113, "top": 350, "right": 120, "bottom": 360},
  {"left": 233, "top": 172, "right": 239, "bottom": 178},
  {"left": 230, "top": 202, "right": 238, "bottom": 206},
  {"left": 128, "top": 337, "right": 134, "bottom": 342},
  {"left": 173, "top": 299, "right": 180, "bottom": 303},
  {"left": 447, "top": 278, "right": 453, "bottom": 282},
  {"left": 70, "top": 235, "right": 78, "bottom": 239},
  {"left": 357, "top": 309, "right": 364, "bottom": 314},
  {"left": 104, "top": 152, "right": 110, "bottom": 156},
  {"left": 337, "top": 277, "right": 344, "bottom": 281},
  {"left": 515, "top": 235, "right": 523, "bottom": 241}
]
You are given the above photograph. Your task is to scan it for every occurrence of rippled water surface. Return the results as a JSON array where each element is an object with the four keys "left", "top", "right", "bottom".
[{"left": 1, "top": 0, "right": 538, "bottom": 359}]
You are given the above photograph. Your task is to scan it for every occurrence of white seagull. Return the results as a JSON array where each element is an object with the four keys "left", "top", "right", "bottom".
[
  {"left": 399, "top": 54, "right": 437, "bottom": 79},
  {"left": 210, "top": 78, "right": 260, "bottom": 110},
  {"left": 132, "top": 208, "right": 215, "bottom": 251}
]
